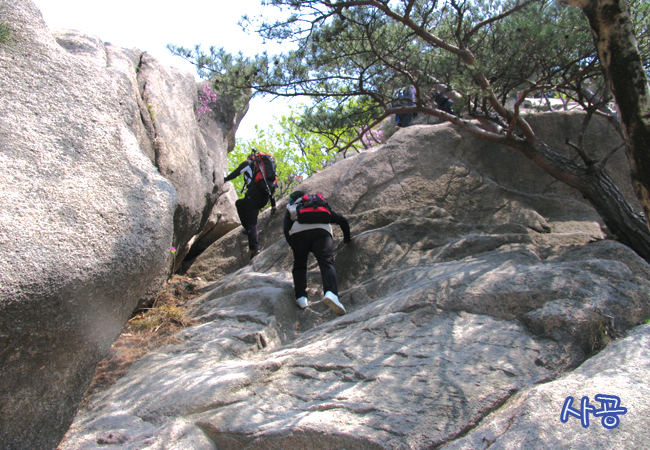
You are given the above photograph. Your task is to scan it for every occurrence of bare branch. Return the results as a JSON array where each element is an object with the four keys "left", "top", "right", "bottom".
[
  {"left": 601, "top": 143, "right": 625, "bottom": 167},
  {"left": 324, "top": 0, "right": 475, "bottom": 62},
  {"left": 465, "top": 0, "right": 538, "bottom": 42},
  {"left": 404, "top": 0, "right": 416, "bottom": 19},
  {"left": 565, "top": 137, "right": 593, "bottom": 166},
  {"left": 387, "top": 104, "right": 519, "bottom": 147},
  {"left": 508, "top": 87, "right": 536, "bottom": 138}
]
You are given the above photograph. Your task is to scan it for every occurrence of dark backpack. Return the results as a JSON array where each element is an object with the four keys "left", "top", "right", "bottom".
[
  {"left": 296, "top": 193, "right": 332, "bottom": 224},
  {"left": 432, "top": 91, "right": 454, "bottom": 114},
  {"left": 252, "top": 152, "right": 277, "bottom": 191}
]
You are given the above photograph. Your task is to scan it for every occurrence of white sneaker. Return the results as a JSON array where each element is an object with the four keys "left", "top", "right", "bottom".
[
  {"left": 296, "top": 296, "right": 308, "bottom": 309},
  {"left": 323, "top": 291, "right": 346, "bottom": 316}
]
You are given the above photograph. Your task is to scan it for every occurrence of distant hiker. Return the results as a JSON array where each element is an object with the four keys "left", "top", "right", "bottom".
[
  {"left": 284, "top": 191, "right": 351, "bottom": 315},
  {"left": 393, "top": 85, "right": 417, "bottom": 128},
  {"left": 431, "top": 90, "right": 454, "bottom": 114},
  {"left": 224, "top": 149, "right": 277, "bottom": 259}
]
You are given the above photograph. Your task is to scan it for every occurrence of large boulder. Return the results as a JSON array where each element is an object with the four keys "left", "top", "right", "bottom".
[
  {"left": 51, "top": 25, "right": 242, "bottom": 275},
  {"left": 175, "top": 85, "right": 247, "bottom": 271},
  {"left": 442, "top": 322, "right": 650, "bottom": 449},
  {"left": 134, "top": 67, "right": 241, "bottom": 271},
  {"left": 59, "top": 215, "right": 650, "bottom": 450},
  {"left": 59, "top": 115, "right": 650, "bottom": 448},
  {"left": 0, "top": 1, "right": 237, "bottom": 448},
  {"left": 187, "top": 112, "right": 631, "bottom": 281}
]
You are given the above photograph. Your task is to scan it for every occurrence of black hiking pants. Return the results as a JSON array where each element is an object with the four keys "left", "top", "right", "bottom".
[
  {"left": 396, "top": 112, "right": 414, "bottom": 127},
  {"left": 236, "top": 186, "right": 269, "bottom": 251},
  {"left": 289, "top": 228, "right": 338, "bottom": 299}
]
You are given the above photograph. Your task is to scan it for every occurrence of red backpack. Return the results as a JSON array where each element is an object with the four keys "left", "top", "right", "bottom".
[
  {"left": 297, "top": 193, "right": 333, "bottom": 224},
  {"left": 252, "top": 152, "right": 277, "bottom": 189}
]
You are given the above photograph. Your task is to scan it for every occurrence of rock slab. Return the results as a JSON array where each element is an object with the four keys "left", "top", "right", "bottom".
[
  {"left": 0, "top": 1, "right": 238, "bottom": 449},
  {"left": 60, "top": 115, "right": 650, "bottom": 449}
]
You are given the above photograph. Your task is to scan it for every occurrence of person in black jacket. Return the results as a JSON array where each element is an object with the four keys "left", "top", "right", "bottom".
[
  {"left": 283, "top": 191, "right": 351, "bottom": 315},
  {"left": 224, "top": 154, "right": 276, "bottom": 259},
  {"left": 431, "top": 89, "right": 454, "bottom": 114},
  {"left": 393, "top": 85, "right": 417, "bottom": 128}
]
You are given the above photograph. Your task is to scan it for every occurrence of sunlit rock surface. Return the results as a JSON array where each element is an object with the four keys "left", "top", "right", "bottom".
[
  {"left": 60, "top": 117, "right": 650, "bottom": 449},
  {"left": 0, "top": 1, "right": 237, "bottom": 448}
]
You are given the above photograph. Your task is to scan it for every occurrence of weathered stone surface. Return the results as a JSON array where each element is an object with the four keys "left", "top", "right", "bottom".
[
  {"left": 134, "top": 63, "right": 239, "bottom": 270},
  {"left": 179, "top": 175, "right": 240, "bottom": 273},
  {"left": 0, "top": 2, "right": 176, "bottom": 448},
  {"left": 60, "top": 114, "right": 650, "bottom": 448},
  {"left": 441, "top": 323, "right": 650, "bottom": 449},
  {"left": 182, "top": 83, "right": 246, "bottom": 261},
  {"left": 53, "top": 27, "right": 243, "bottom": 274},
  {"left": 187, "top": 113, "right": 624, "bottom": 281},
  {"left": 59, "top": 209, "right": 650, "bottom": 449},
  {"left": 4, "top": 1, "right": 643, "bottom": 447},
  {"left": 171, "top": 85, "right": 245, "bottom": 271},
  {"left": 48, "top": 20, "right": 241, "bottom": 281},
  {"left": 0, "top": 1, "right": 237, "bottom": 449}
]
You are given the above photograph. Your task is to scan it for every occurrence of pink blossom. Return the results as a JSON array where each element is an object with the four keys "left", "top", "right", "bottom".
[
  {"left": 360, "top": 127, "right": 385, "bottom": 147},
  {"left": 197, "top": 84, "right": 218, "bottom": 116}
]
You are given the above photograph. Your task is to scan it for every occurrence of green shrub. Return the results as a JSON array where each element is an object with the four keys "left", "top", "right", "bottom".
[
  {"left": 0, "top": 23, "right": 10, "bottom": 45},
  {"left": 0, "top": 7, "right": 11, "bottom": 45},
  {"left": 147, "top": 103, "right": 155, "bottom": 122}
]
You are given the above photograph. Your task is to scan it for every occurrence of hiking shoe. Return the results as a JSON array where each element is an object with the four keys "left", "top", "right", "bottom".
[
  {"left": 323, "top": 291, "right": 346, "bottom": 316},
  {"left": 296, "top": 296, "right": 308, "bottom": 309},
  {"left": 249, "top": 248, "right": 261, "bottom": 259}
]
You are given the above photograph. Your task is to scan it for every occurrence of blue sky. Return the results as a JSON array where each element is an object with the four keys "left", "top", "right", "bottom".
[{"left": 32, "top": 0, "right": 298, "bottom": 141}]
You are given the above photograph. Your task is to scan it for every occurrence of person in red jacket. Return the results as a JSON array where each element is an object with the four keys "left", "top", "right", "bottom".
[{"left": 283, "top": 191, "right": 351, "bottom": 315}]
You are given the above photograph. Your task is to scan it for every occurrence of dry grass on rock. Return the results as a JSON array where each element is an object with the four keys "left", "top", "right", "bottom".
[{"left": 80, "top": 275, "right": 208, "bottom": 407}]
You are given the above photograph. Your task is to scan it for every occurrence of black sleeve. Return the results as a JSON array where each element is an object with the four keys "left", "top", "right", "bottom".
[
  {"left": 283, "top": 210, "right": 293, "bottom": 243},
  {"left": 224, "top": 160, "right": 251, "bottom": 182},
  {"left": 330, "top": 211, "right": 351, "bottom": 243}
]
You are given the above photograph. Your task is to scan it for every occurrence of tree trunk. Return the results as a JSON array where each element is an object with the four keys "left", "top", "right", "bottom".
[
  {"left": 424, "top": 103, "right": 650, "bottom": 262},
  {"left": 514, "top": 138, "right": 650, "bottom": 261},
  {"left": 571, "top": 0, "right": 650, "bottom": 227}
]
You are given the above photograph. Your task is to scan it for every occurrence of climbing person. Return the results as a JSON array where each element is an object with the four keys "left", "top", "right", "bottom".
[
  {"left": 431, "top": 89, "right": 455, "bottom": 114},
  {"left": 393, "top": 85, "right": 417, "bottom": 128},
  {"left": 284, "top": 191, "right": 351, "bottom": 315},
  {"left": 224, "top": 149, "right": 277, "bottom": 259}
]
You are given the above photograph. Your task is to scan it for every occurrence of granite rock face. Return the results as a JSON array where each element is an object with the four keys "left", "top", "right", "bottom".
[
  {"left": 0, "top": 1, "right": 238, "bottom": 449},
  {"left": 187, "top": 113, "right": 633, "bottom": 281},
  {"left": 442, "top": 322, "right": 650, "bottom": 449},
  {"left": 60, "top": 115, "right": 650, "bottom": 449}
]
